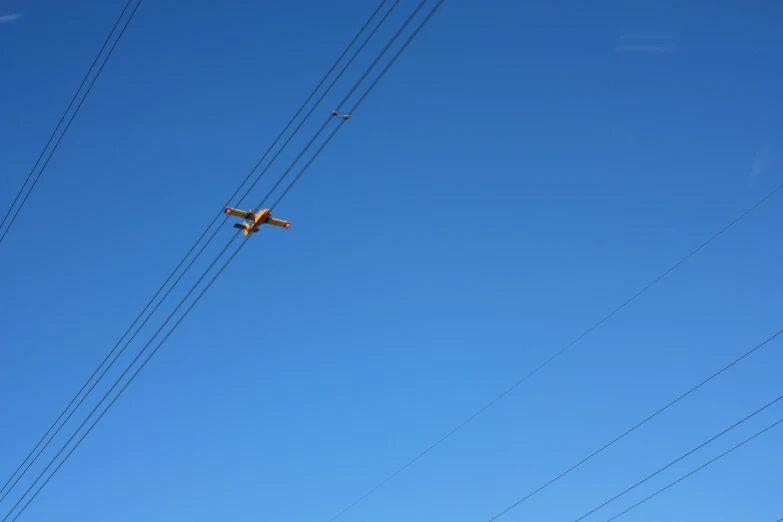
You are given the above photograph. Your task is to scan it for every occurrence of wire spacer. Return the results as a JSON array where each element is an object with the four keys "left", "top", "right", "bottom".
[{"left": 331, "top": 110, "right": 350, "bottom": 120}]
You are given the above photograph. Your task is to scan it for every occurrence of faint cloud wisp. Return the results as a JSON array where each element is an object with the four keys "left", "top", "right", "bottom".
[
  {"left": 615, "top": 43, "right": 677, "bottom": 53},
  {"left": 750, "top": 145, "right": 770, "bottom": 180},
  {"left": 620, "top": 23, "right": 683, "bottom": 40},
  {"left": 616, "top": 20, "right": 682, "bottom": 53},
  {"left": 0, "top": 13, "right": 22, "bottom": 23}
]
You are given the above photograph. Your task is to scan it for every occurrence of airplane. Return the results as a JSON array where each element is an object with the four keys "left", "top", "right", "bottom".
[{"left": 224, "top": 207, "right": 290, "bottom": 236}]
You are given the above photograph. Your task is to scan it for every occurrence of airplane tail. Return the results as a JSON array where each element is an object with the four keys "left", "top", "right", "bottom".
[{"left": 233, "top": 223, "right": 251, "bottom": 236}]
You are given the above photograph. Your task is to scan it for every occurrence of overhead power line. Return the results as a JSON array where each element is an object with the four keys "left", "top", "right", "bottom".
[
  {"left": 2, "top": 233, "right": 241, "bottom": 522},
  {"left": 483, "top": 327, "right": 783, "bottom": 522},
  {"left": 230, "top": 0, "right": 401, "bottom": 210},
  {"left": 260, "top": 0, "right": 432, "bottom": 211},
  {"left": 0, "top": 0, "right": 393, "bottom": 509},
  {"left": 2, "top": 2, "right": 445, "bottom": 520},
  {"left": 0, "top": 0, "right": 142, "bottom": 249},
  {"left": 575, "top": 393, "right": 783, "bottom": 521},
  {"left": 604, "top": 415, "right": 783, "bottom": 521},
  {"left": 325, "top": 182, "right": 783, "bottom": 522},
  {"left": 271, "top": 0, "right": 446, "bottom": 210}
]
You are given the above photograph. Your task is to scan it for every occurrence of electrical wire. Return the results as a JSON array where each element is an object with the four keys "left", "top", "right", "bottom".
[
  {"left": 258, "top": 0, "right": 430, "bottom": 211},
  {"left": 0, "top": 0, "right": 391, "bottom": 508},
  {"left": 3, "top": 232, "right": 241, "bottom": 522},
  {"left": 325, "top": 182, "right": 783, "bottom": 522},
  {"left": 484, "top": 327, "right": 783, "bottom": 522},
  {"left": 604, "top": 415, "right": 783, "bottom": 521},
  {"left": 0, "top": 0, "right": 132, "bottom": 238},
  {"left": 574, "top": 393, "right": 783, "bottom": 521},
  {"left": 273, "top": 0, "right": 445, "bottom": 211},
  {"left": 0, "top": 0, "right": 142, "bottom": 248},
  {"left": 232, "top": 0, "right": 400, "bottom": 209},
  {"left": 2, "top": 2, "right": 444, "bottom": 520}
]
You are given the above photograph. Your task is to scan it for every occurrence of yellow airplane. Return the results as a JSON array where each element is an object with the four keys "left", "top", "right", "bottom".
[{"left": 224, "top": 207, "right": 290, "bottom": 236}]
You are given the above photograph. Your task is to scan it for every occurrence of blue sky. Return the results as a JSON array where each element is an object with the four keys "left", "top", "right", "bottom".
[{"left": 1, "top": 1, "right": 782, "bottom": 521}]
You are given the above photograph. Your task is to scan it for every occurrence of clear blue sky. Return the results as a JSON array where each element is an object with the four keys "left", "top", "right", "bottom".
[{"left": 1, "top": 1, "right": 782, "bottom": 521}]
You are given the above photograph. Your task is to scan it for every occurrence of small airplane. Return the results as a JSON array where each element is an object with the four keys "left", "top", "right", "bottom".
[{"left": 224, "top": 207, "right": 290, "bottom": 236}]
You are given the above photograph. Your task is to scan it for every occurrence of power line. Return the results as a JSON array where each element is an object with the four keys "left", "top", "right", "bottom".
[
  {"left": 604, "top": 415, "right": 783, "bottom": 521},
  {"left": 259, "top": 0, "right": 431, "bottom": 211},
  {"left": 273, "top": 0, "right": 446, "bottom": 210},
  {"left": 3, "top": 232, "right": 241, "bottom": 522},
  {"left": 0, "top": 0, "right": 142, "bottom": 249},
  {"left": 484, "top": 327, "right": 783, "bottom": 522},
  {"left": 2, "top": 2, "right": 444, "bottom": 519},
  {"left": 326, "top": 183, "right": 783, "bottom": 522},
  {"left": 0, "top": 0, "right": 392, "bottom": 508},
  {"left": 231, "top": 0, "right": 400, "bottom": 209},
  {"left": 0, "top": 0, "right": 134, "bottom": 236},
  {"left": 574, "top": 393, "right": 783, "bottom": 521}
]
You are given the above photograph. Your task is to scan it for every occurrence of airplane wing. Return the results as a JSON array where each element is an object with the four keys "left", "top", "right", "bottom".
[
  {"left": 224, "top": 207, "right": 255, "bottom": 219},
  {"left": 266, "top": 217, "right": 291, "bottom": 229}
]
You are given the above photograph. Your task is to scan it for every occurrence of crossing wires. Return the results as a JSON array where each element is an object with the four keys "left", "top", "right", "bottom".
[
  {"left": 0, "top": 1, "right": 445, "bottom": 520},
  {"left": 0, "top": 0, "right": 142, "bottom": 249}
]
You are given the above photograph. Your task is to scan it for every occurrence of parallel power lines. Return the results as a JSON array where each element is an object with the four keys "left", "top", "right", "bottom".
[
  {"left": 0, "top": 1, "right": 445, "bottom": 520},
  {"left": 0, "top": 0, "right": 143, "bottom": 248}
]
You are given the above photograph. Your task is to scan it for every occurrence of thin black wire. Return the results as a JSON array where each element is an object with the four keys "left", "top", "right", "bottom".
[
  {"left": 327, "top": 180, "right": 783, "bottom": 522},
  {"left": 0, "top": 206, "right": 226, "bottom": 507},
  {"left": 259, "top": 0, "right": 430, "bottom": 211},
  {"left": 0, "top": 0, "right": 142, "bottom": 248},
  {"left": 273, "top": 0, "right": 445, "bottom": 212},
  {"left": 0, "top": 0, "right": 133, "bottom": 236},
  {"left": 336, "top": 0, "right": 427, "bottom": 113},
  {"left": 235, "top": 0, "right": 400, "bottom": 210},
  {"left": 4, "top": 2, "right": 443, "bottom": 518},
  {"left": 5, "top": 231, "right": 243, "bottom": 522},
  {"left": 485, "top": 327, "right": 783, "bottom": 522},
  {"left": 0, "top": 0, "right": 389, "bottom": 508},
  {"left": 605, "top": 416, "right": 783, "bottom": 521},
  {"left": 575, "top": 393, "right": 783, "bottom": 521},
  {"left": 0, "top": 0, "right": 134, "bottom": 495}
]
